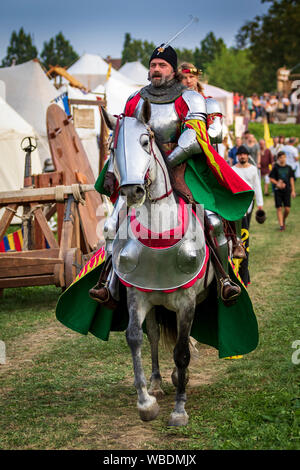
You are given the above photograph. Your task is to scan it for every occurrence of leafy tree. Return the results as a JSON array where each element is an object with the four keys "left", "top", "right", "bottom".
[
  {"left": 2, "top": 27, "right": 38, "bottom": 66},
  {"left": 235, "top": 0, "right": 300, "bottom": 93},
  {"left": 175, "top": 48, "right": 195, "bottom": 66},
  {"left": 194, "top": 32, "right": 226, "bottom": 71},
  {"left": 40, "top": 32, "right": 79, "bottom": 69},
  {"left": 205, "top": 46, "right": 256, "bottom": 95},
  {"left": 121, "top": 33, "right": 155, "bottom": 68}
]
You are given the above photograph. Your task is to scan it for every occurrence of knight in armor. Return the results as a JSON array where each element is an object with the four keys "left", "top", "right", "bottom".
[{"left": 89, "top": 44, "right": 253, "bottom": 306}]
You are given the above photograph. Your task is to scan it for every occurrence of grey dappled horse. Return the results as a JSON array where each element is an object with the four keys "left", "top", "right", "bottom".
[{"left": 104, "top": 101, "right": 214, "bottom": 426}]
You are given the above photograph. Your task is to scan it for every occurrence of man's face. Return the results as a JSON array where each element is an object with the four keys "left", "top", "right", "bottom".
[
  {"left": 238, "top": 153, "right": 249, "bottom": 164},
  {"left": 236, "top": 137, "right": 242, "bottom": 147},
  {"left": 149, "top": 59, "right": 175, "bottom": 87},
  {"left": 278, "top": 154, "right": 286, "bottom": 166}
]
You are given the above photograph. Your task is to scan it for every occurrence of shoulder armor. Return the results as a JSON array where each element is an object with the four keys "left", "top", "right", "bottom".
[
  {"left": 182, "top": 90, "right": 206, "bottom": 121},
  {"left": 206, "top": 97, "right": 222, "bottom": 115}
]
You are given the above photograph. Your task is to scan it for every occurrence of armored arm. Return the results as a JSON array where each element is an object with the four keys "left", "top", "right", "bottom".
[
  {"left": 167, "top": 90, "right": 206, "bottom": 167},
  {"left": 206, "top": 97, "right": 223, "bottom": 144}
]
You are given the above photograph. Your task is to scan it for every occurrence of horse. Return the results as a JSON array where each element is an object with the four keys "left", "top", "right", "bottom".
[{"left": 103, "top": 100, "right": 215, "bottom": 426}]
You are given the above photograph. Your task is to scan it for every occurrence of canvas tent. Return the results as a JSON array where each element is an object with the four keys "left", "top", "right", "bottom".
[
  {"left": 67, "top": 54, "right": 137, "bottom": 91},
  {"left": 118, "top": 61, "right": 149, "bottom": 86},
  {"left": 203, "top": 83, "right": 234, "bottom": 126},
  {"left": 0, "top": 60, "right": 59, "bottom": 167},
  {"left": 0, "top": 87, "right": 42, "bottom": 192}
]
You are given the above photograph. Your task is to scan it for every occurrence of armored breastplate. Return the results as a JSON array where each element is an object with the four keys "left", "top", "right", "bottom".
[
  {"left": 112, "top": 205, "right": 207, "bottom": 291},
  {"left": 134, "top": 99, "right": 181, "bottom": 144}
]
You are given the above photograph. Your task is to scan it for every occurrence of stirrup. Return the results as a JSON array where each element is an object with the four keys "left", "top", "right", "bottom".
[
  {"left": 220, "top": 277, "right": 241, "bottom": 304},
  {"left": 232, "top": 241, "right": 247, "bottom": 260}
]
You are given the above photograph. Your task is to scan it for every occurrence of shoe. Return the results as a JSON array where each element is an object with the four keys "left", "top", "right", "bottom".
[
  {"left": 232, "top": 242, "right": 247, "bottom": 259},
  {"left": 89, "top": 283, "right": 117, "bottom": 309},
  {"left": 220, "top": 277, "right": 241, "bottom": 305},
  {"left": 279, "top": 226, "right": 285, "bottom": 231}
]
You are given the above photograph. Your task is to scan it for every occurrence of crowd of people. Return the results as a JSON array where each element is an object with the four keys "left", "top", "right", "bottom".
[
  {"left": 233, "top": 92, "right": 298, "bottom": 123},
  {"left": 223, "top": 131, "right": 299, "bottom": 232}
]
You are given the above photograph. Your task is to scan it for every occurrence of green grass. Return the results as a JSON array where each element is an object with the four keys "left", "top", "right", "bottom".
[
  {"left": 0, "top": 181, "right": 300, "bottom": 450},
  {"left": 248, "top": 122, "right": 300, "bottom": 140}
]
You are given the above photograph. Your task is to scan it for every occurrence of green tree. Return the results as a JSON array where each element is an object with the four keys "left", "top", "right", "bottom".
[
  {"left": 205, "top": 46, "right": 256, "bottom": 95},
  {"left": 235, "top": 0, "right": 300, "bottom": 93},
  {"left": 194, "top": 32, "right": 226, "bottom": 71},
  {"left": 40, "top": 32, "right": 79, "bottom": 69},
  {"left": 2, "top": 27, "right": 38, "bottom": 66},
  {"left": 121, "top": 33, "right": 155, "bottom": 68}
]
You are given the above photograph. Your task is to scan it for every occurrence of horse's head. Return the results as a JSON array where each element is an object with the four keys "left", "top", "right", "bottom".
[{"left": 103, "top": 100, "right": 163, "bottom": 207}]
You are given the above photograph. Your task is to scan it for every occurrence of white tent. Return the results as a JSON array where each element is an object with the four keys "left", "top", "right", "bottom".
[
  {"left": 0, "top": 91, "right": 42, "bottom": 191},
  {"left": 203, "top": 83, "right": 234, "bottom": 126},
  {"left": 93, "top": 77, "right": 141, "bottom": 116},
  {"left": 0, "top": 60, "right": 59, "bottom": 166},
  {"left": 118, "top": 61, "right": 149, "bottom": 86},
  {"left": 67, "top": 53, "right": 137, "bottom": 91}
]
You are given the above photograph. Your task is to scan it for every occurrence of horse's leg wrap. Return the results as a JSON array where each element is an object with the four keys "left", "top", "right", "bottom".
[
  {"left": 205, "top": 211, "right": 241, "bottom": 304},
  {"left": 168, "top": 303, "right": 195, "bottom": 426},
  {"left": 146, "top": 309, "right": 164, "bottom": 398},
  {"left": 126, "top": 291, "right": 160, "bottom": 422}
]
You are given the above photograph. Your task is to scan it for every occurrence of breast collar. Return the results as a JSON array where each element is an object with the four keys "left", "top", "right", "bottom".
[{"left": 112, "top": 199, "right": 209, "bottom": 292}]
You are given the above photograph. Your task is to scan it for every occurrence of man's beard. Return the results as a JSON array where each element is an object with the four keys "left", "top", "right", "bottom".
[{"left": 148, "top": 72, "right": 174, "bottom": 88}]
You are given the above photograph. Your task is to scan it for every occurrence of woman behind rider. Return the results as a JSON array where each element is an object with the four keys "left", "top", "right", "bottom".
[{"left": 178, "top": 62, "right": 204, "bottom": 94}]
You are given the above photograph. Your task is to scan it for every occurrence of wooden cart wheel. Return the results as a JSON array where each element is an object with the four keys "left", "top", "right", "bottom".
[{"left": 64, "top": 248, "right": 83, "bottom": 288}]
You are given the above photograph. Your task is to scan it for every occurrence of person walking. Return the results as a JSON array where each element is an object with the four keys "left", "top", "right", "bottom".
[
  {"left": 269, "top": 151, "right": 296, "bottom": 231},
  {"left": 259, "top": 139, "right": 274, "bottom": 195}
]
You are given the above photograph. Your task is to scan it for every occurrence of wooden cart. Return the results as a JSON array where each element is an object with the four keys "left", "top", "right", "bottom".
[{"left": 0, "top": 103, "right": 107, "bottom": 292}]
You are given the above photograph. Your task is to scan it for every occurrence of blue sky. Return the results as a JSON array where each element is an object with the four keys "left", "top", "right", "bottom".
[{"left": 1, "top": 0, "right": 270, "bottom": 61}]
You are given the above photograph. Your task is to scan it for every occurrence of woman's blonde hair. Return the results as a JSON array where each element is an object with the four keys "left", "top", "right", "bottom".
[{"left": 178, "top": 62, "right": 203, "bottom": 93}]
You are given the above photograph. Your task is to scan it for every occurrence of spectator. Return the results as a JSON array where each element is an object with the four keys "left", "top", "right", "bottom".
[
  {"left": 252, "top": 94, "right": 262, "bottom": 120},
  {"left": 282, "top": 137, "right": 299, "bottom": 181},
  {"left": 228, "top": 136, "right": 243, "bottom": 167},
  {"left": 246, "top": 96, "right": 253, "bottom": 120},
  {"left": 259, "top": 139, "right": 274, "bottom": 195},
  {"left": 269, "top": 136, "right": 284, "bottom": 159},
  {"left": 232, "top": 146, "right": 264, "bottom": 286},
  {"left": 269, "top": 151, "right": 296, "bottom": 231},
  {"left": 244, "top": 133, "right": 261, "bottom": 168}
]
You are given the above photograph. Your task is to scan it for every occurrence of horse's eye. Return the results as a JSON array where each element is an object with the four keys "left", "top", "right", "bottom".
[{"left": 140, "top": 134, "right": 150, "bottom": 153}]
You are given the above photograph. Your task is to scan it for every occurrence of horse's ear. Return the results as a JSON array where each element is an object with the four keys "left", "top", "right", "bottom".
[
  {"left": 100, "top": 106, "right": 117, "bottom": 130},
  {"left": 139, "top": 98, "right": 151, "bottom": 124}
]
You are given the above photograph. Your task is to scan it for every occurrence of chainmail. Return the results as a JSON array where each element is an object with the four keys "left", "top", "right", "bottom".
[{"left": 140, "top": 79, "right": 186, "bottom": 104}]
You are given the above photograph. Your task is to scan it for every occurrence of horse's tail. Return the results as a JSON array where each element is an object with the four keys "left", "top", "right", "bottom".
[{"left": 155, "top": 308, "right": 177, "bottom": 350}]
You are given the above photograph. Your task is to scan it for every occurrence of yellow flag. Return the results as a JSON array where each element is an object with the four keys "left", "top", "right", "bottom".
[
  {"left": 264, "top": 118, "right": 273, "bottom": 148},
  {"left": 106, "top": 63, "right": 112, "bottom": 81}
]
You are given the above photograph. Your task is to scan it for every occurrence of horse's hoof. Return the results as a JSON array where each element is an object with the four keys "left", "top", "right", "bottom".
[
  {"left": 168, "top": 411, "right": 189, "bottom": 426},
  {"left": 138, "top": 397, "right": 160, "bottom": 421},
  {"left": 148, "top": 387, "right": 165, "bottom": 399}
]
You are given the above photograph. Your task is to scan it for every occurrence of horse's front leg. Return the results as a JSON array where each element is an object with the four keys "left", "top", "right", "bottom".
[
  {"left": 146, "top": 308, "right": 164, "bottom": 398},
  {"left": 126, "top": 290, "right": 160, "bottom": 422},
  {"left": 169, "top": 301, "right": 195, "bottom": 426}
]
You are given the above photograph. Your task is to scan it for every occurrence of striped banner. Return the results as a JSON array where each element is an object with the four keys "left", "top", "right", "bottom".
[
  {"left": 67, "top": 246, "right": 106, "bottom": 290},
  {"left": 0, "top": 228, "right": 23, "bottom": 252}
]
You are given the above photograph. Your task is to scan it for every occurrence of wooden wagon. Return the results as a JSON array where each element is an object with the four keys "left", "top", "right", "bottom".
[{"left": 0, "top": 103, "right": 108, "bottom": 293}]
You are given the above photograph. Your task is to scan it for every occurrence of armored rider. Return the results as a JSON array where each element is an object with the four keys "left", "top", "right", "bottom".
[{"left": 89, "top": 44, "right": 254, "bottom": 305}]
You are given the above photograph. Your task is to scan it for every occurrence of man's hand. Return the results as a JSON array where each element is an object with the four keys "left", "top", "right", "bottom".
[
  {"left": 292, "top": 190, "right": 296, "bottom": 199},
  {"left": 103, "top": 171, "right": 117, "bottom": 195}
]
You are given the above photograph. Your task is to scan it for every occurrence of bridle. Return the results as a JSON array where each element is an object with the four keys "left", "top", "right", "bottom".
[
  {"left": 113, "top": 113, "right": 173, "bottom": 204},
  {"left": 144, "top": 125, "right": 173, "bottom": 203}
]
